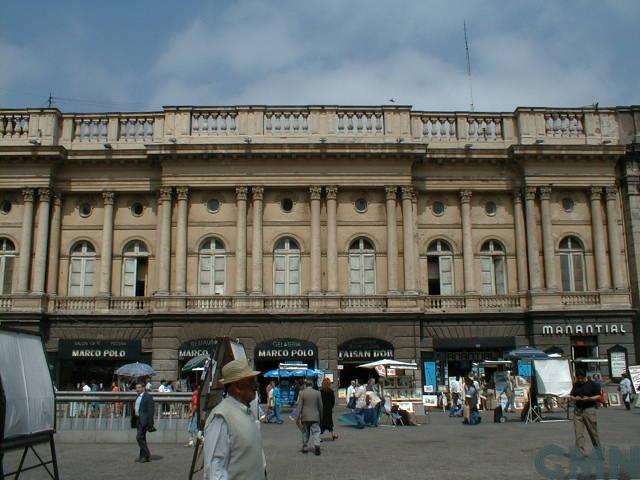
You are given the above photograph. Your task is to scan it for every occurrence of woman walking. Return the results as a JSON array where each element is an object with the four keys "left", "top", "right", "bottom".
[{"left": 320, "top": 377, "right": 338, "bottom": 440}]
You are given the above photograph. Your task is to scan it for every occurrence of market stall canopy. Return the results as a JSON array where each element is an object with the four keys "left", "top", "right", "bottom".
[
  {"left": 506, "top": 346, "right": 549, "bottom": 359},
  {"left": 358, "top": 359, "right": 418, "bottom": 370},
  {"left": 181, "top": 354, "right": 210, "bottom": 372},
  {"left": 574, "top": 358, "right": 607, "bottom": 363},
  {"left": 474, "top": 360, "right": 513, "bottom": 368},
  {"left": 263, "top": 368, "right": 322, "bottom": 378},
  {"left": 114, "top": 362, "right": 156, "bottom": 378}
]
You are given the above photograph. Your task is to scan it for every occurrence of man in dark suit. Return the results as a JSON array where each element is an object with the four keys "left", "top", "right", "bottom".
[{"left": 132, "top": 381, "right": 155, "bottom": 462}]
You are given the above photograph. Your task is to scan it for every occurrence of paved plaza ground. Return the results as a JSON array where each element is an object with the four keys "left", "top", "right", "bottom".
[{"left": 3, "top": 407, "right": 640, "bottom": 479}]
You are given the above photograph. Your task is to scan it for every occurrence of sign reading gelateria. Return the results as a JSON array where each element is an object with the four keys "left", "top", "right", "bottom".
[
  {"left": 255, "top": 338, "right": 317, "bottom": 359},
  {"left": 541, "top": 324, "right": 627, "bottom": 335},
  {"left": 59, "top": 339, "right": 141, "bottom": 360}
]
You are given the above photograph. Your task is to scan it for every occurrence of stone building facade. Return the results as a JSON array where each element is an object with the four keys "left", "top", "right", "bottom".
[{"left": 1, "top": 105, "right": 639, "bottom": 393}]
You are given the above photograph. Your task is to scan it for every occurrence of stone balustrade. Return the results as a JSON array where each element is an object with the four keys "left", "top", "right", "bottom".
[
  {"left": 0, "top": 106, "right": 635, "bottom": 148},
  {"left": 0, "top": 295, "right": 13, "bottom": 310},
  {"left": 424, "top": 295, "right": 466, "bottom": 310}
]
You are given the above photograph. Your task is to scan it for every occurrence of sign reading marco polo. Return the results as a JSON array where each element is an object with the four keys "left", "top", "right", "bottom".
[
  {"left": 541, "top": 324, "right": 628, "bottom": 335},
  {"left": 59, "top": 339, "right": 141, "bottom": 360},
  {"left": 179, "top": 339, "right": 218, "bottom": 360},
  {"left": 338, "top": 338, "right": 394, "bottom": 361},
  {"left": 255, "top": 338, "right": 317, "bottom": 360}
]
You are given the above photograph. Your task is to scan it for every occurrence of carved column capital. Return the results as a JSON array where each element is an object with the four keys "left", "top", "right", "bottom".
[
  {"left": 400, "top": 185, "right": 413, "bottom": 200},
  {"left": 52, "top": 191, "right": 62, "bottom": 206},
  {"left": 525, "top": 186, "right": 537, "bottom": 201},
  {"left": 102, "top": 191, "right": 115, "bottom": 206},
  {"left": 385, "top": 186, "right": 398, "bottom": 200},
  {"left": 309, "top": 186, "right": 322, "bottom": 201},
  {"left": 325, "top": 185, "right": 338, "bottom": 200},
  {"left": 411, "top": 191, "right": 418, "bottom": 204},
  {"left": 252, "top": 186, "right": 264, "bottom": 201},
  {"left": 158, "top": 187, "right": 173, "bottom": 203},
  {"left": 235, "top": 186, "right": 248, "bottom": 201},
  {"left": 22, "top": 188, "right": 35, "bottom": 203},
  {"left": 538, "top": 186, "right": 552, "bottom": 201},
  {"left": 176, "top": 186, "right": 190, "bottom": 201},
  {"left": 512, "top": 189, "right": 523, "bottom": 204},
  {"left": 459, "top": 190, "right": 472, "bottom": 204},
  {"left": 605, "top": 186, "right": 618, "bottom": 201},
  {"left": 589, "top": 186, "right": 603, "bottom": 201},
  {"left": 38, "top": 188, "right": 51, "bottom": 203}
]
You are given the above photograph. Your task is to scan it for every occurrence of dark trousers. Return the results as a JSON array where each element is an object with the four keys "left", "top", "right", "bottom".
[{"left": 136, "top": 424, "right": 151, "bottom": 459}]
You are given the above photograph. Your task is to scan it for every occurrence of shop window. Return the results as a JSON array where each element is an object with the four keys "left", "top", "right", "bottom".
[
  {"left": 571, "top": 336, "right": 598, "bottom": 362},
  {"left": 122, "top": 240, "right": 149, "bottom": 297},
  {"left": 559, "top": 236, "right": 586, "bottom": 292},
  {"left": 0, "top": 237, "right": 17, "bottom": 294},
  {"left": 69, "top": 241, "right": 96, "bottom": 296},
  {"left": 480, "top": 240, "right": 506, "bottom": 295},
  {"left": 349, "top": 237, "right": 376, "bottom": 295},
  {"left": 426, "top": 239, "right": 453, "bottom": 295},
  {"left": 273, "top": 237, "right": 301, "bottom": 295},
  {"left": 199, "top": 238, "right": 226, "bottom": 295}
]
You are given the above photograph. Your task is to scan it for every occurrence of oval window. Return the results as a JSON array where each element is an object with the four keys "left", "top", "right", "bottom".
[
  {"left": 281, "top": 198, "right": 294, "bottom": 212},
  {"left": 207, "top": 198, "right": 220, "bottom": 213},
  {"left": 485, "top": 201, "right": 497, "bottom": 216},
  {"left": 432, "top": 201, "right": 445, "bottom": 216},
  {"left": 79, "top": 202, "right": 92, "bottom": 218},
  {"left": 355, "top": 198, "right": 368, "bottom": 213},
  {"left": 131, "top": 202, "right": 144, "bottom": 217}
]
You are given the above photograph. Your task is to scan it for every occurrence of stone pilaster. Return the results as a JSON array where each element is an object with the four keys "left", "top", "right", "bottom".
[
  {"left": 251, "top": 186, "right": 264, "bottom": 293},
  {"left": 605, "top": 187, "right": 625, "bottom": 290},
  {"left": 235, "top": 186, "right": 248, "bottom": 293},
  {"left": 460, "top": 190, "right": 475, "bottom": 293},
  {"left": 47, "top": 192, "right": 62, "bottom": 295},
  {"left": 16, "top": 188, "right": 35, "bottom": 293},
  {"left": 385, "top": 186, "right": 399, "bottom": 293},
  {"left": 157, "top": 187, "right": 173, "bottom": 294},
  {"left": 326, "top": 186, "right": 338, "bottom": 293},
  {"left": 310, "top": 186, "right": 322, "bottom": 293},
  {"left": 401, "top": 186, "right": 416, "bottom": 292},
  {"left": 539, "top": 186, "right": 557, "bottom": 290},
  {"left": 99, "top": 191, "right": 115, "bottom": 296},
  {"left": 175, "top": 186, "right": 189, "bottom": 294},
  {"left": 32, "top": 188, "right": 51, "bottom": 294},
  {"left": 590, "top": 187, "right": 610, "bottom": 290},
  {"left": 524, "top": 186, "right": 542, "bottom": 290}
]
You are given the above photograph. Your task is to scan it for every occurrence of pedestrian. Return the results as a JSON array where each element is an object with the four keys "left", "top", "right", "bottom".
[
  {"left": 449, "top": 376, "right": 462, "bottom": 408},
  {"left": 158, "top": 380, "right": 168, "bottom": 392},
  {"left": 503, "top": 373, "right": 515, "bottom": 413},
  {"left": 132, "top": 381, "right": 155, "bottom": 463},
  {"left": 619, "top": 372, "right": 633, "bottom": 411},
  {"left": 297, "top": 379, "right": 324, "bottom": 455},
  {"left": 267, "top": 382, "right": 284, "bottom": 424},
  {"left": 346, "top": 380, "right": 357, "bottom": 410},
  {"left": 203, "top": 359, "right": 266, "bottom": 480},
  {"left": 569, "top": 369, "right": 602, "bottom": 457},
  {"left": 185, "top": 384, "right": 200, "bottom": 447},
  {"left": 320, "top": 377, "right": 338, "bottom": 440},
  {"left": 463, "top": 377, "right": 480, "bottom": 425}
]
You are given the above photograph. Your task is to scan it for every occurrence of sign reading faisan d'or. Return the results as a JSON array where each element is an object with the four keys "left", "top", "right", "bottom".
[
  {"left": 338, "top": 338, "right": 394, "bottom": 361},
  {"left": 255, "top": 338, "right": 317, "bottom": 360},
  {"left": 178, "top": 338, "right": 218, "bottom": 360},
  {"left": 58, "top": 339, "right": 141, "bottom": 360},
  {"left": 541, "top": 324, "right": 628, "bottom": 335}
]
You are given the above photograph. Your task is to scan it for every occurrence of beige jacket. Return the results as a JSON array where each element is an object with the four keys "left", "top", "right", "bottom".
[{"left": 297, "top": 386, "right": 323, "bottom": 423}]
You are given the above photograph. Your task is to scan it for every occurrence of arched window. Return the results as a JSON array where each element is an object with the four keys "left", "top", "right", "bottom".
[
  {"left": 122, "top": 240, "right": 149, "bottom": 297},
  {"left": 427, "top": 239, "right": 454, "bottom": 295},
  {"left": 349, "top": 238, "right": 376, "bottom": 295},
  {"left": 480, "top": 240, "right": 507, "bottom": 295},
  {"left": 0, "top": 238, "right": 17, "bottom": 295},
  {"left": 69, "top": 241, "right": 96, "bottom": 296},
  {"left": 273, "top": 237, "right": 300, "bottom": 295},
  {"left": 559, "top": 236, "right": 585, "bottom": 292},
  {"left": 199, "top": 238, "right": 226, "bottom": 295}
]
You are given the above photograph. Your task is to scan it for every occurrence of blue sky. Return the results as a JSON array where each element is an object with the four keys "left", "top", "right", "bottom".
[{"left": 1, "top": 1, "right": 638, "bottom": 112}]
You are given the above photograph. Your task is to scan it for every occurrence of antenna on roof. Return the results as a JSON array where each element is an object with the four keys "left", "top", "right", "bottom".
[
  {"left": 464, "top": 21, "right": 475, "bottom": 112},
  {"left": 47, "top": 92, "right": 53, "bottom": 108}
]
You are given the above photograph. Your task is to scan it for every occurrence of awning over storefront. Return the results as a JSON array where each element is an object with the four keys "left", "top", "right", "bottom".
[{"left": 58, "top": 339, "right": 141, "bottom": 361}]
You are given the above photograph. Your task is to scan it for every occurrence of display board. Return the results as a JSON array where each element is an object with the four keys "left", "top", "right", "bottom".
[
  {"left": 628, "top": 365, "right": 640, "bottom": 393},
  {"left": 533, "top": 359, "right": 572, "bottom": 397},
  {"left": 0, "top": 330, "right": 55, "bottom": 441}
]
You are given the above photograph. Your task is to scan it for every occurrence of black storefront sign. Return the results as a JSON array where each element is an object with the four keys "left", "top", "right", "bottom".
[
  {"left": 338, "top": 338, "right": 394, "bottom": 361},
  {"left": 179, "top": 338, "right": 218, "bottom": 360},
  {"left": 255, "top": 338, "right": 317, "bottom": 360},
  {"left": 58, "top": 339, "right": 141, "bottom": 361}
]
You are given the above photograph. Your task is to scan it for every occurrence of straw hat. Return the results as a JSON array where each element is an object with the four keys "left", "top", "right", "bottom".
[{"left": 219, "top": 359, "right": 260, "bottom": 385}]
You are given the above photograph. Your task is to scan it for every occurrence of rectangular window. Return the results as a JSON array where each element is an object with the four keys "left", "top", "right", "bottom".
[
  {"left": 572, "top": 253, "right": 585, "bottom": 292},
  {"left": 560, "top": 254, "right": 571, "bottom": 291},
  {"left": 0, "top": 256, "right": 13, "bottom": 294},
  {"left": 494, "top": 256, "right": 506, "bottom": 295},
  {"left": 439, "top": 256, "right": 453, "bottom": 295},
  {"left": 480, "top": 257, "right": 494, "bottom": 295},
  {"left": 122, "top": 257, "right": 137, "bottom": 296}
]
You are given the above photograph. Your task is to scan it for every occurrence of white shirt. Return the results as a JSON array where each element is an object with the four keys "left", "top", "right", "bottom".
[
  {"left": 203, "top": 396, "right": 266, "bottom": 480},
  {"left": 135, "top": 393, "right": 143, "bottom": 416},
  {"left": 450, "top": 379, "right": 461, "bottom": 394},
  {"left": 82, "top": 385, "right": 91, "bottom": 393},
  {"left": 158, "top": 384, "right": 169, "bottom": 393},
  {"left": 355, "top": 385, "right": 367, "bottom": 409},
  {"left": 346, "top": 385, "right": 356, "bottom": 400},
  {"left": 620, "top": 378, "right": 632, "bottom": 394}
]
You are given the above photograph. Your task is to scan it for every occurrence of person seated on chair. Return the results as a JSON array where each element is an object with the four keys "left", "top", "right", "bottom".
[{"left": 390, "top": 404, "right": 418, "bottom": 426}]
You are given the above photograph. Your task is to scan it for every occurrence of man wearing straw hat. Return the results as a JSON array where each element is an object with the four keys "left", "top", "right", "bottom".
[{"left": 203, "top": 359, "right": 266, "bottom": 479}]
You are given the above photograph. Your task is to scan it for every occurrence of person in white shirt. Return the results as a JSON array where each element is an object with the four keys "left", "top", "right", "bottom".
[
  {"left": 346, "top": 380, "right": 357, "bottom": 410},
  {"left": 619, "top": 372, "right": 633, "bottom": 410},
  {"left": 203, "top": 359, "right": 266, "bottom": 480},
  {"left": 158, "top": 380, "right": 169, "bottom": 393}
]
